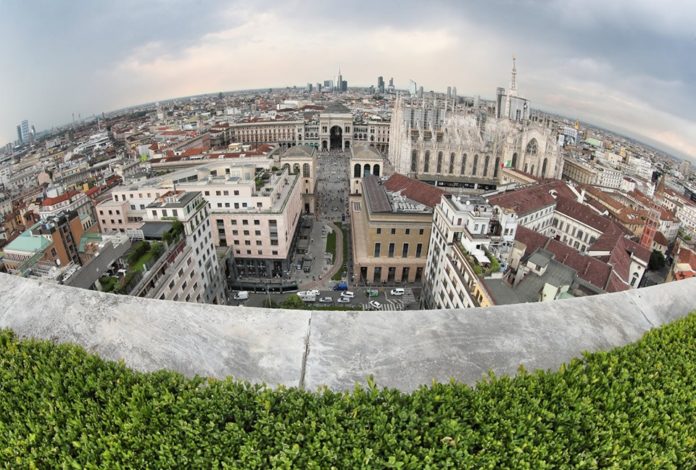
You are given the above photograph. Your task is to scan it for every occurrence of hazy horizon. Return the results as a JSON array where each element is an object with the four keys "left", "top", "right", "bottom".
[{"left": 2, "top": 0, "right": 695, "bottom": 163}]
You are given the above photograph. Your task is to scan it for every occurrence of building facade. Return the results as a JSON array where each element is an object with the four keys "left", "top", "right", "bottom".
[
  {"left": 227, "top": 104, "right": 391, "bottom": 153},
  {"left": 136, "top": 191, "right": 225, "bottom": 304},
  {"left": 350, "top": 175, "right": 442, "bottom": 284},
  {"left": 277, "top": 145, "right": 317, "bottom": 214},
  {"left": 389, "top": 106, "right": 562, "bottom": 192},
  {"left": 424, "top": 194, "right": 518, "bottom": 309},
  {"left": 97, "top": 158, "right": 304, "bottom": 278},
  {"left": 350, "top": 145, "right": 384, "bottom": 195}
]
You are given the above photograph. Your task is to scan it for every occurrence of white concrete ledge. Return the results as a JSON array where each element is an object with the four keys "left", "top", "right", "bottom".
[{"left": 1, "top": 273, "right": 694, "bottom": 391}]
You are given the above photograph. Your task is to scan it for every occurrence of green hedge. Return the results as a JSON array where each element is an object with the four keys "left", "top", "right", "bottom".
[{"left": 1, "top": 313, "right": 694, "bottom": 468}]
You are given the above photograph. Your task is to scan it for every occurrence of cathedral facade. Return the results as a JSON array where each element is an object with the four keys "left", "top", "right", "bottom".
[{"left": 388, "top": 61, "right": 563, "bottom": 190}]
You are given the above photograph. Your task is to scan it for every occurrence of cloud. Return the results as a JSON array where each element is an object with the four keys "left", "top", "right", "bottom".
[{"left": 0, "top": 0, "right": 694, "bottom": 162}]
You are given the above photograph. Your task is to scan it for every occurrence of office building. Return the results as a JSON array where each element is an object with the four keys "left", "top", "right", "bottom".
[
  {"left": 20, "top": 120, "right": 30, "bottom": 144},
  {"left": 97, "top": 157, "right": 305, "bottom": 278},
  {"left": 350, "top": 174, "right": 444, "bottom": 284}
]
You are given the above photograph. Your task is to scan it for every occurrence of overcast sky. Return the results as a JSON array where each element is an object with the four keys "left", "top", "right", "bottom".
[{"left": 1, "top": 0, "right": 695, "bottom": 161}]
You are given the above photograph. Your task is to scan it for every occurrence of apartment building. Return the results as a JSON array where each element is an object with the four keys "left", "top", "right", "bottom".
[
  {"left": 488, "top": 181, "right": 650, "bottom": 290},
  {"left": 424, "top": 194, "right": 518, "bottom": 309},
  {"left": 595, "top": 165, "right": 622, "bottom": 189},
  {"left": 488, "top": 182, "right": 558, "bottom": 237},
  {"left": 2, "top": 211, "right": 84, "bottom": 274},
  {"left": 135, "top": 191, "right": 225, "bottom": 304},
  {"left": 39, "top": 185, "right": 96, "bottom": 230}
]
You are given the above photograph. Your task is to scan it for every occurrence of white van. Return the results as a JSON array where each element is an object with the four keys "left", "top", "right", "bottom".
[
  {"left": 390, "top": 288, "right": 405, "bottom": 296},
  {"left": 298, "top": 292, "right": 317, "bottom": 302},
  {"left": 233, "top": 291, "right": 249, "bottom": 300}
]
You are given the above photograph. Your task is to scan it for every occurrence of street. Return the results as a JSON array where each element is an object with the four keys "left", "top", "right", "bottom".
[{"left": 231, "top": 286, "right": 420, "bottom": 311}]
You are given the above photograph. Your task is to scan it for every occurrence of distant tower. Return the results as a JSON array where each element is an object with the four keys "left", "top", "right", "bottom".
[
  {"left": 495, "top": 87, "right": 505, "bottom": 118},
  {"left": 20, "top": 120, "right": 30, "bottom": 143},
  {"left": 16, "top": 125, "right": 23, "bottom": 144},
  {"left": 504, "top": 57, "right": 518, "bottom": 119},
  {"left": 336, "top": 67, "right": 343, "bottom": 93}
]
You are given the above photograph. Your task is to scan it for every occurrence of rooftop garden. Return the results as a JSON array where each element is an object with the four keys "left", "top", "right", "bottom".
[
  {"left": 255, "top": 169, "right": 272, "bottom": 191},
  {"left": 0, "top": 312, "right": 693, "bottom": 466},
  {"left": 162, "top": 220, "right": 184, "bottom": 245},
  {"left": 98, "top": 240, "right": 165, "bottom": 294},
  {"left": 459, "top": 243, "right": 501, "bottom": 277}
]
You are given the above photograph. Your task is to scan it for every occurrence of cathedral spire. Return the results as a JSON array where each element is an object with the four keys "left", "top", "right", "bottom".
[{"left": 510, "top": 56, "right": 517, "bottom": 92}]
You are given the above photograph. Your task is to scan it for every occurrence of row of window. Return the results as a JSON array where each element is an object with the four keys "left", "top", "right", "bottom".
[
  {"left": 234, "top": 249, "right": 279, "bottom": 256},
  {"left": 374, "top": 242, "right": 423, "bottom": 258},
  {"left": 375, "top": 228, "right": 425, "bottom": 236},
  {"left": 204, "top": 190, "right": 239, "bottom": 196}
]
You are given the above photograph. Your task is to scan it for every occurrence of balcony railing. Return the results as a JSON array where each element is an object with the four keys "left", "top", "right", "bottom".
[{"left": 130, "top": 239, "right": 187, "bottom": 297}]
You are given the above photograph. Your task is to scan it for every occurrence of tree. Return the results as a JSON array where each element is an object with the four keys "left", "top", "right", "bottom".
[
  {"left": 281, "top": 295, "right": 305, "bottom": 309},
  {"left": 649, "top": 249, "right": 666, "bottom": 271}
]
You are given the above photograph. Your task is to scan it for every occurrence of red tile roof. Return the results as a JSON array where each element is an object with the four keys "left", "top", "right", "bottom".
[
  {"left": 84, "top": 186, "right": 105, "bottom": 198},
  {"left": 653, "top": 231, "right": 668, "bottom": 247},
  {"left": 514, "top": 226, "right": 634, "bottom": 293},
  {"left": 384, "top": 173, "right": 445, "bottom": 208},
  {"left": 180, "top": 147, "right": 205, "bottom": 157},
  {"left": 677, "top": 246, "right": 696, "bottom": 270},
  {"left": 624, "top": 238, "right": 651, "bottom": 264},
  {"left": 488, "top": 183, "right": 557, "bottom": 215},
  {"left": 41, "top": 190, "right": 80, "bottom": 207},
  {"left": 582, "top": 185, "right": 624, "bottom": 210}
]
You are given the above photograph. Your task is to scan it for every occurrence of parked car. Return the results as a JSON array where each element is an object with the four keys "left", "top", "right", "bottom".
[
  {"left": 341, "top": 291, "right": 355, "bottom": 298},
  {"left": 336, "top": 297, "right": 351, "bottom": 303},
  {"left": 390, "top": 288, "right": 405, "bottom": 296},
  {"left": 369, "top": 300, "right": 382, "bottom": 310},
  {"left": 333, "top": 281, "right": 348, "bottom": 291},
  {"left": 319, "top": 297, "right": 333, "bottom": 303},
  {"left": 233, "top": 291, "right": 249, "bottom": 300}
]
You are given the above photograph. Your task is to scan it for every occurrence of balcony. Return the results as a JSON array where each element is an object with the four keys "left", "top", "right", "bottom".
[
  {"left": 446, "top": 248, "right": 480, "bottom": 308},
  {"left": 131, "top": 239, "right": 189, "bottom": 298}
]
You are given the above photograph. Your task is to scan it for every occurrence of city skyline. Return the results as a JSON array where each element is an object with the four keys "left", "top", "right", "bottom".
[{"left": 1, "top": 0, "right": 695, "bottom": 162}]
